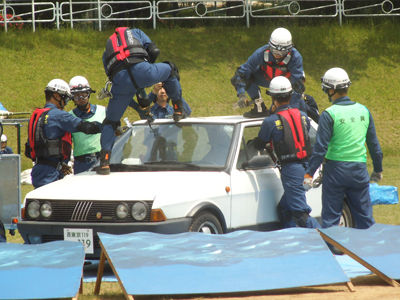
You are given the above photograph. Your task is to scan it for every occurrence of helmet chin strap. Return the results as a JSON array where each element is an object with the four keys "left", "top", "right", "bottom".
[
  {"left": 323, "top": 88, "right": 337, "bottom": 103},
  {"left": 54, "top": 96, "right": 65, "bottom": 109},
  {"left": 327, "top": 90, "right": 337, "bottom": 103}
]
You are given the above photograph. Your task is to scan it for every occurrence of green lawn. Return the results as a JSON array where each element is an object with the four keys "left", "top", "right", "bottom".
[{"left": 2, "top": 21, "right": 400, "bottom": 238}]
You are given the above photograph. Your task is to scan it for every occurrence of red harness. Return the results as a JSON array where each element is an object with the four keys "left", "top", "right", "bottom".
[
  {"left": 28, "top": 108, "right": 72, "bottom": 161},
  {"left": 277, "top": 109, "right": 308, "bottom": 160},
  {"left": 104, "top": 27, "right": 149, "bottom": 77},
  {"left": 272, "top": 108, "right": 311, "bottom": 166},
  {"left": 261, "top": 49, "right": 291, "bottom": 81}
]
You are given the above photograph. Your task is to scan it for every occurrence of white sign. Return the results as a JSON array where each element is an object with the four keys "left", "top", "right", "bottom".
[{"left": 63, "top": 228, "right": 94, "bottom": 254}]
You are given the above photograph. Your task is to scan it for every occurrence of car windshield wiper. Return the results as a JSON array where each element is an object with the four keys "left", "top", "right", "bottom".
[
  {"left": 108, "top": 164, "right": 151, "bottom": 172},
  {"left": 143, "top": 161, "right": 201, "bottom": 170}
]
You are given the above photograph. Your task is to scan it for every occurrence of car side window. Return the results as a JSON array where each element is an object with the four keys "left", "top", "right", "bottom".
[
  {"left": 236, "top": 126, "right": 274, "bottom": 170},
  {"left": 309, "top": 123, "right": 317, "bottom": 147}
]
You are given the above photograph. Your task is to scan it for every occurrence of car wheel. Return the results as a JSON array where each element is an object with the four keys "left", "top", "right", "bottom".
[
  {"left": 339, "top": 201, "right": 354, "bottom": 228},
  {"left": 189, "top": 212, "right": 223, "bottom": 234}
]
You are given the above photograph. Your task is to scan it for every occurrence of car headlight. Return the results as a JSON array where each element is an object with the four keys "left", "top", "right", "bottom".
[
  {"left": 27, "top": 201, "right": 40, "bottom": 219},
  {"left": 40, "top": 202, "right": 52, "bottom": 218},
  {"left": 132, "top": 202, "right": 149, "bottom": 221},
  {"left": 116, "top": 203, "right": 129, "bottom": 219}
]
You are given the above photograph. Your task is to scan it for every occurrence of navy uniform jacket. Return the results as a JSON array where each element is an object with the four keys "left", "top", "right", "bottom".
[
  {"left": 305, "top": 96, "right": 383, "bottom": 176},
  {"left": 0, "top": 146, "right": 13, "bottom": 154},
  {"left": 150, "top": 103, "right": 174, "bottom": 119},
  {"left": 71, "top": 103, "right": 98, "bottom": 121},
  {"left": 28, "top": 103, "right": 83, "bottom": 188},
  {"left": 237, "top": 46, "right": 304, "bottom": 95}
]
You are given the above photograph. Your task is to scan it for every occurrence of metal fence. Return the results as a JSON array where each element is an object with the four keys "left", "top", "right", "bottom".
[{"left": 0, "top": 0, "right": 399, "bottom": 32}]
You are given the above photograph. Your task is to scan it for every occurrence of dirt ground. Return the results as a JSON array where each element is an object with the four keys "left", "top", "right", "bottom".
[{"left": 134, "top": 275, "right": 400, "bottom": 300}]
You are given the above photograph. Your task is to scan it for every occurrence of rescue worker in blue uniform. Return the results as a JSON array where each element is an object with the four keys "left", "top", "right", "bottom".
[
  {"left": 251, "top": 76, "right": 321, "bottom": 229},
  {"left": 69, "top": 76, "right": 107, "bottom": 174},
  {"left": 25, "top": 79, "right": 103, "bottom": 189},
  {"left": 1, "top": 134, "right": 13, "bottom": 154},
  {"left": 232, "top": 27, "right": 305, "bottom": 118},
  {"left": 303, "top": 68, "right": 383, "bottom": 230},
  {"left": 98, "top": 27, "right": 187, "bottom": 175},
  {"left": 131, "top": 83, "right": 192, "bottom": 120}
]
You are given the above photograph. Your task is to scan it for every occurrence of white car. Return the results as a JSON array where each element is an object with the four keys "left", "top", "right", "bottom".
[{"left": 17, "top": 116, "right": 353, "bottom": 258}]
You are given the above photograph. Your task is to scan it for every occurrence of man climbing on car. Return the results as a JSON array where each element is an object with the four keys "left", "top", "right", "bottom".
[
  {"left": 97, "top": 27, "right": 188, "bottom": 175},
  {"left": 231, "top": 27, "right": 305, "bottom": 118}
]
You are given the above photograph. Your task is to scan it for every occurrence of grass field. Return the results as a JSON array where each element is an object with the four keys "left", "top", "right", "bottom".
[{"left": 1, "top": 20, "right": 400, "bottom": 299}]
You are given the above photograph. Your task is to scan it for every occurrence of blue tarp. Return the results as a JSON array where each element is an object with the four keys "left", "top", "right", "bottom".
[
  {"left": 0, "top": 241, "right": 85, "bottom": 300},
  {"left": 0, "top": 102, "right": 7, "bottom": 112},
  {"left": 319, "top": 223, "right": 400, "bottom": 280},
  {"left": 370, "top": 183, "right": 399, "bottom": 205},
  {"left": 98, "top": 229, "right": 349, "bottom": 295}
]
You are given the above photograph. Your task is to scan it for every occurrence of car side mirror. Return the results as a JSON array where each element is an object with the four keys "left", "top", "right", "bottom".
[{"left": 242, "top": 155, "right": 275, "bottom": 169}]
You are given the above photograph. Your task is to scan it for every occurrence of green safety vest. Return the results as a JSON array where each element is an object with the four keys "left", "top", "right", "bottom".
[
  {"left": 69, "top": 105, "right": 106, "bottom": 157},
  {"left": 325, "top": 102, "right": 370, "bottom": 162}
]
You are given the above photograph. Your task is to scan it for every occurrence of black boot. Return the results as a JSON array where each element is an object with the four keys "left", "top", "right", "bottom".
[
  {"left": 171, "top": 99, "right": 185, "bottom": 122},
  {"left": 96, "top": 150, "right": 111, "bottom": 175},
  {"left": 243, "top": 101, "right": 269, "bottom": 118}
]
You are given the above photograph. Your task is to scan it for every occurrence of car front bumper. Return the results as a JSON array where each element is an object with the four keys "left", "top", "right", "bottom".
[{"left": 17, "top": 218, "right": 193, "bottom": 259}]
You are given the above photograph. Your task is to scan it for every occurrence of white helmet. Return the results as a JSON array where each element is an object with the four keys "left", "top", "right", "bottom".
[
  {"left": 45, "top": 79, "right": 72, "bottom": 105},
  {"left": 1, "top": 134, "right": 6, "bottom": 142},
  {"left": 69, "top": 76, "right": 94, "bottom": 94},
  {"left": 269, "top": 28, "right": 293, "bottom": 55},
  {"left": 321, "top": 68, "right": 351, "bottom": 91},
  {"left": 269, "top": 76, "right": 293, "bottom": 98}
]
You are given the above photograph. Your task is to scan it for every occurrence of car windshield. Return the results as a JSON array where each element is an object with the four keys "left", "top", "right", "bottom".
[{"left": 109, "top": 122, "right": 235, "bottom": 171}]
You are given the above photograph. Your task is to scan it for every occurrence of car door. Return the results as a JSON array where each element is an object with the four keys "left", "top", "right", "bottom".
[{"left": 230, "top": 123, "right": 283, "bottom": 230}]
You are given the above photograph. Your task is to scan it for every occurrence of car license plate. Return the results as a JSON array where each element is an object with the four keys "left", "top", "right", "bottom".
[{"left": 63, "top": 228, "right": 94, "bottom": 254}]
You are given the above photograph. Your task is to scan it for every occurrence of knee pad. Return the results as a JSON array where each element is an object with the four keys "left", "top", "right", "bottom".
[
  {"left": 136, "top": 88, "right": 151, "bottom": 108},
  {"left": 163, "top": 61, "right": 180, "bottom": 81},
  {"left": 291, "top": 211, "right": 310, "bottom": 228},
  {"left": 277, "top": 202, "right": 292, "bottom": 225},
  {"left": 231, "top": 68, "right": 247, "bottom": 90},
  {"left": 147, "top": 42, "right": 160, "bottom": 63},
  {"left": 102, "top": 118, "right": 121, "bottom": 131},
  {"left": 231, "top": 68, "right": 256, "bottom": 91}
]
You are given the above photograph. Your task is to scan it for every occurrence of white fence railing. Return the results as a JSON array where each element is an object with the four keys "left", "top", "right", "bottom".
[{"left": 1, "top": 0, "right": 399, "bottom": 32}]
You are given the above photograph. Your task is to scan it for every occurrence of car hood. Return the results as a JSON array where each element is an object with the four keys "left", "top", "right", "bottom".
[{"left": 25, "top": 171, "right": 230, "bottom": 202}]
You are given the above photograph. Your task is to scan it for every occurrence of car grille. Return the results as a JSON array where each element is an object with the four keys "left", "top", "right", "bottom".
[{"left": 24, "top": 199, "right": 153, "bottom": 222}]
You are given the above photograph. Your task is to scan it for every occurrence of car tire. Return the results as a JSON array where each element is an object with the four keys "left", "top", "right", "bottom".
[
  {"left": 189, "top": 212, "right": 223, "bottom": 234},
  {"left": 339, "top": 201, "right": 354, "bottom": 228}
]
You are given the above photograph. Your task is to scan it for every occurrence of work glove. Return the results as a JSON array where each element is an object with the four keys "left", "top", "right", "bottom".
[
  {"left": 114, "top": 126, "right": 123, "bottom": 137},
  {"left": 61, "top": 162, "right": 73, "bottom": 176},
  {"left": 303, "top": 174, "right": 313, "bottom": 191},
  {"left": 237, "top": 93, "right": 250, "bottom": 108},
  {"left": 370, "top": 171, "right": 383, "bottom": 182}
]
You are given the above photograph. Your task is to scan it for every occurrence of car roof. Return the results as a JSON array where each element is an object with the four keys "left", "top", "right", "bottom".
[{"left": 132, "top": 115, "right": 266, "bottom": 126}]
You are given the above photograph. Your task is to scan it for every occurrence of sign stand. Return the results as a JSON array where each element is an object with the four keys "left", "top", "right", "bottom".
[
  {"left": 318, "top": 230, "right": 400, "bottom": 288},
  {"left": 94, "top": 240, "right": 135, "bottom": 300}
]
